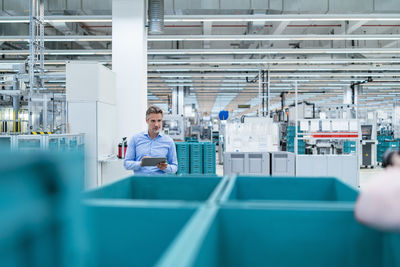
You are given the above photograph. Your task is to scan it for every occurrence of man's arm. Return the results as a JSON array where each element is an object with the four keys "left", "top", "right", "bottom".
[
  {"left": 163, "top": 140, "right": 178, "bottom": 173},
  {"left": 123, "top": 136, "right": 142, "bottom": 171}
]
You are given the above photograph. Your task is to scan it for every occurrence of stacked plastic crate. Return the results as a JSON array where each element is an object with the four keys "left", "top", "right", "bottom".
[
  {"left": 189, "top": 143, "right": 203, "bottom": 174},
  {"left": 286, "top": 126, "right": 305, "bottom": 154},
  {"left": 343, "top": 141, "right": 356, "bottom": 154},
  {"left": 202, "top": 142, "right": 216, "bottom": 175},
  {"left": 175, "top": 143, "right": 190, "bottom": 174},
  {"left": 379, "top": 140, "right": 400, "bottom": 163},
  {"left": 377, "top": 135, "right": 394, "bottom": 163},
  {"left": 176, "top": 141, "right": 216, "bottom": 175}
]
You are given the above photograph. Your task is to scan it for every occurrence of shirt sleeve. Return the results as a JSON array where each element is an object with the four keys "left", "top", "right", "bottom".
[
  {"left": 164, "top": 139, "right": 178, "bottom": 174},
  {"left": 124, "top": 136, "right": 142, "bottom": 171}
]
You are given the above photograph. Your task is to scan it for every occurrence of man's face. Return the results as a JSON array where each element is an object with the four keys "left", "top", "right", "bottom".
[{"left": 146, "top": 113, "right": 163, "bottom": 134}]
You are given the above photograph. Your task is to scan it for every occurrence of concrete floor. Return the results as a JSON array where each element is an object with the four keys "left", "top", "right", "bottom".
[
  {"left": 215, "top": 162, "right": 383, "bottom": 190},
  {"left": 359, "top": 167, "right": 383, "bottom": 189}
]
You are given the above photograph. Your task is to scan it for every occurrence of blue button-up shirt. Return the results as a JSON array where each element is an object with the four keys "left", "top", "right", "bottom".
[{"left": 124, "top": 131, "right": 178, "bottom": 175}]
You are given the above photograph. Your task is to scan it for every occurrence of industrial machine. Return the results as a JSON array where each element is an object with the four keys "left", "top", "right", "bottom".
[
  {"left": 163, "top": 114, "right": 185, "bottom": 141},
  {"left": 360, "top": 124, "right": 377, "bottom": 168},
  {"left": 295, "top": 116, "right": 361, "bottom": 187}
]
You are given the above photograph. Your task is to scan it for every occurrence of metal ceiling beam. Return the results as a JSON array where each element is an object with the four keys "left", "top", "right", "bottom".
[
  {"left": 4, "top": 34, "right": 399, "bottom": 43},
  {"left": 13, "top": 58, "right": 400, "bottom": 66},
  {"left": 4, "top": 48, "right": 400, "bottom": 56}
]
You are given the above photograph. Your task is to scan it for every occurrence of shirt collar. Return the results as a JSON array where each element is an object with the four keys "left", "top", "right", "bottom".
[{"left": 143, "top": 131, "right": 163, "bottom": 138}]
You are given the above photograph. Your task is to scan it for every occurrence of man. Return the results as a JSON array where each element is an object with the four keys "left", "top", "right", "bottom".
[
  {"left": 354, "top": 149, "right": 400, "bottom": 231},
  {"left": 124, "top": 106, "right": 178, "bottom": 175}
]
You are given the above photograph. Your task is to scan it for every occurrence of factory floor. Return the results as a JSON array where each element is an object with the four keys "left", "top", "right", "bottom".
[{"left": 215, "top": 162, "right": 383, "bottom": 190}]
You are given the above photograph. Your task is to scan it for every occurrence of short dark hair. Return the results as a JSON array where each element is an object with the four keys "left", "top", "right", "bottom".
[
  {"left": 146, "top": 105, "right": 163, "bottom": 118},
  {"left": 382, "top": 150, "right": 400, "bottom": 168}
]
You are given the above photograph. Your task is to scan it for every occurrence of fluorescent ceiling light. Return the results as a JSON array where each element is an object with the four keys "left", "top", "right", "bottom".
[
  {"left": 148, "top": 48, "right": 400, "bottom": 55},
  {"left": 1, "top": 14, "right": 400, "bottom": 24},
  {"left": 0, "top": 49, "right": 111, "bottom": 55},
  {"left": 0, "top": 15, "right": 111, "bottom": 24},
  {"left": 0, "top": 16, "right": 29, "bottom": 23},
  {"left": 164, "top": 14, "right": 400, "bottom": 22},
  {"left": 148, "top": 34, "right": 400, "bottom": 42},
  {"left": 0, "top": 35, "right": 111, "bottom": 42},
  {"left": 149, "top": 66, "right": 400, "bottom": 71}
]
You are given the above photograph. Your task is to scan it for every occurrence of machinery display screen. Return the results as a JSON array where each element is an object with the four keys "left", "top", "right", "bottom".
[{"left": 361, "top": 125, "right": 372, "bottom": 140}]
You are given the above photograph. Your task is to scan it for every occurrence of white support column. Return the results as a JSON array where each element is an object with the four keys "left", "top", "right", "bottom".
[
  {"left": 343, "top": 86, "right": 352, "bottom": 104},
  {"left": 113, "top": 0, "right": 147, "bottom": 139},
  {"left": 178, "top": 86, "right": 184, "bottom": 115},
  {"left": 172, "top": 86, "right": 184, "bottom": 115},
  {"left": 172, "top": 87, "right": 177, "bottom": 114}
]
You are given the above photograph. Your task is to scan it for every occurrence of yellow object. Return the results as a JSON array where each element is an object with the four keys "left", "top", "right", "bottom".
[{"left": 31, "top": 132, "right": 52, "bottom": 135}]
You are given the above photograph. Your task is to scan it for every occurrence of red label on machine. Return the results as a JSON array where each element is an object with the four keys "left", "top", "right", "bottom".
[{"left": 311, "top": 132, "right": 359, "bottom": 138}]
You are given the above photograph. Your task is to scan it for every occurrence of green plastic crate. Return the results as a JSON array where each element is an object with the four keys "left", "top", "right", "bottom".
[
  {"left": 85, "top": 176, "right": 222, "bottom": 202},
  {"left": 220, "top": 177, "right": 358, "bottom": 204},
  {"left": 176, "top": 143, "right": 190, "bottom": 174},
  {"left": 85, "top": 202, "right": 197, "bottom": 267},
  {"left": 0, "top": 151, "right": 85, "bottom": 267},
  {"left": 162, "top": 206, "right": 400, "bottom": 267},
  {"left": 202, "top": 142, "right": 216, "bottom": 174}
]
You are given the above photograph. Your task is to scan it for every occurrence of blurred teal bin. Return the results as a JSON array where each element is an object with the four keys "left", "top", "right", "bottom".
[
  {"left": 159, "top": 206, "right": 400, "bottom": 267},
  {"left": 221, "top": 176, "right": 358, "bottom": 203},
  {"left": 85, "top": 202, "right": 197, "bottom": 267},
  {"left": 86, "top": 176, "right": 222, "bottom": 202},
  {"left": 0, "top": 151, "right": 85, "bottom": 267}
]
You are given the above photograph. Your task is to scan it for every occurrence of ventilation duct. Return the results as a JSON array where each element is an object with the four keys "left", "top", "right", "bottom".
[{"left": 148, "top": 0, "right": 164, "bottom": 34}]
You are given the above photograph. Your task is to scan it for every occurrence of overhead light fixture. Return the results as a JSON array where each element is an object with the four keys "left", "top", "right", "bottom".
[
  {"left": 0, "top": 35, "right": 112, "bottom": 42},
  {"left": 0, "top": 49, "right": 111, "bottom": 55},
  {"left": 148, "top": 48, "right": 400, "bottom": 55},
  {"left": 149, "top": 66, "right": 400, "bottom": 71},
  {"left": 148, "top": 34, "right": 400, "bottom": 41},
  {"left": 1, "top": 13, "right": 400, "bottom": 24},
  {"left": 0, "top": 15, "right": 112, "bottom": 24},
  {"left": 148, "top": 58, "right": 400, "bottom": 65},
  {"left": 164, "top": 14, "right": 400, "bottom": 22}
]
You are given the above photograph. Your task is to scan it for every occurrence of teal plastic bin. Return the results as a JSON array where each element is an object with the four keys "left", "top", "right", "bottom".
[
  {"left": 192, "top": 207, "right": 400, "bottom": 267},
  {"left": 0, "top": 151, "right": 85, "bottom": 267},
  {"left": 158, "top": 206, "right": 400, "bottom": 267},
  {"left": 85, "top": 176, "right": 222, "bottom": 202},
  {"left": 221, "top": 176, "right": 358, "bottom": 204},
  {"left": 85, "top": 202, "right": 197, "bottom": 267},
  {"left": 176, "top": 142, "right": 190, "bottom": 174}
]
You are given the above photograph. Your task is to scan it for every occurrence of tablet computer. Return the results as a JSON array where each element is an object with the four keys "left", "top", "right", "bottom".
[{"left": 141, "top": 157, "right": 167, "bottom": 167}]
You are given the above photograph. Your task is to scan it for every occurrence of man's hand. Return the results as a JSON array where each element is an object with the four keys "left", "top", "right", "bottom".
[
  {"left": 157, "top": 161, "right": 168, "bottom": 170},
  {"left": 140, "top": 156, "right": 150, "bottom": 167}
]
